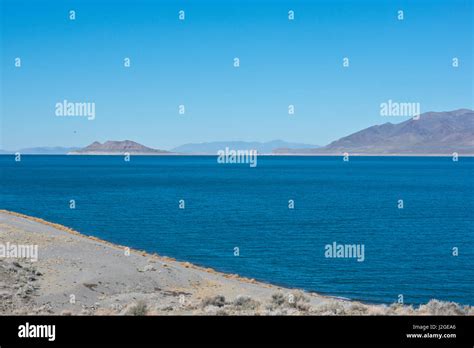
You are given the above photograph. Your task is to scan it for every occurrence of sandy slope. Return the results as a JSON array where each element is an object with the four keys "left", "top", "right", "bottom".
[{"left": 0, "top": 210, "right": 471, "bottom": 316}]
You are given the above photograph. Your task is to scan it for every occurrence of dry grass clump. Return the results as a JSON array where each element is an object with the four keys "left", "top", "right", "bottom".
[
  {"left": 127, "top": 300, "right": 148, "bottom": 316},
  {"left": 289, "top": 292, "right": 310, "bottom": 311},
  {"left": 370, "top": 300, "right": 471, "bottom": 316},
  {"left": 202, "top": 295, "right": 226, "bottom": 308},
  {"left": 346, "top": 302, "right": 369, "bottom": 315},
  {"left": 233, "top": 295, "right": 260, "bottom": 310},
  {"left": 310, "top": 300, "right": 347, "bottom": 315},
  {"left": 416, "top": 299, "right": 468, "bottom": 315},
  {"left": 271, "top": 293, "right": 286, "bottom": 306},
  {"left": 216, "top": 308, "right": 229, "bottom": 316},
  {"left": 270, "top": 291, "right": 310, "bottom": 312},
  {"left": 310, "top": 299, "right": 473, "bottom": 316}
]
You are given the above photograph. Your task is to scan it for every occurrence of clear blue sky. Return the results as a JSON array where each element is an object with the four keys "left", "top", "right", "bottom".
[{"left": 1, "top": 0, "right": 472, "bottom": 150}]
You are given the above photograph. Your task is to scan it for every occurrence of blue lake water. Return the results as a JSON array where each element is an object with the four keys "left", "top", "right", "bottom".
[{"left": 1, "top": 155, "right": 473, "bottom": 305}]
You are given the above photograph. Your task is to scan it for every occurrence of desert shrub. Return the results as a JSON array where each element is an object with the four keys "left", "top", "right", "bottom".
[
  {"left": 202, "top": 295, "right": 226, "bottom": 308},
  {"left": 216, "top": 308, "right": 229, "bottom": 316},
  {"left": 347, "top": 302, "right": 369, "bottom": 314},
  {"left": 271, "top": 292, "right": 310, "bottom": 311},
  {"left": 417, "top": 300, "right": 466, "bottom": 315},
  {"left": 288, "top": 292, "right": 310, "bottom": 311},
  {"left": 127, "top": 300, "right": 148, "bottom": 316},
  {"left": 311, "top": 301, "right": 346, "bottom": 315},
  {"left": 233, "top": 295, "right": 260, "bottom": 310},
  {"left": 271, "top": 293, "right": 286, "bottom": 306}
]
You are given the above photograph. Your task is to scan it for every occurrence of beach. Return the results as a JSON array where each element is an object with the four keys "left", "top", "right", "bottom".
[{"left": 0, "top": 209, "right": 472, "bottom": 316}]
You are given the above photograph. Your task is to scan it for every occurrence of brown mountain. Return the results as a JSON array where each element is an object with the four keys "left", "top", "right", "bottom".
[
  {"left": 274, "top": 109, "right": 474, "bottom": 155},
  {"left": 70, "top": 140, "right": 171, "bottom": 155}
]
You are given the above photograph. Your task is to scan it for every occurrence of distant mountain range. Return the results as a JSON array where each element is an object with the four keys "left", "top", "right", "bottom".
[
  {"left": 171, "top": 140, "right": 320, "bottom": 154},
  {"left": 22, "top": 146, "right": 80, "bottom": 154},
  {"left": 2, "top": 109, "right": 472, "bottom": 156},
  {"left": 69, "top": 140, "right": 318, "bottom": 155},
  {"left": 274, "top": 109, "right": 474, "bottom": 155},
  {"left": 69, "top": 140, "right": 170, "bottom": 155},
  {"left": 0, "top": 146, "right": 80, "bottom": 154},
  {"left": 0, "top": 140, "right": 318, "bottom": 155}
]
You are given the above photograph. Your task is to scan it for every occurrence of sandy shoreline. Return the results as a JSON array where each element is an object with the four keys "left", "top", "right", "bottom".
[{"left": 0, "top": 209, "right": 472, "bottom": 316}]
